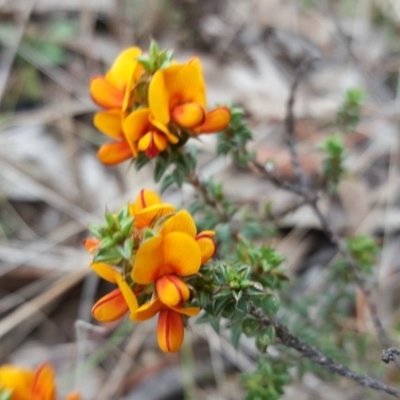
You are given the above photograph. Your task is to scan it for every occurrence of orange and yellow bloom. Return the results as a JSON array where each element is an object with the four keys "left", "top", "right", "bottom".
[
  {"left": 90, "top": 263, "right": 138, "bottom": 323},
  {"left": 87, "top": 189, "right": 217, "bottom": 353},
  {"left": 149, "top": 57, "right": 231, "bottom": 134},
  {"left": 90, "top": 43, "right": 231, "bottom": 165},
  {"left": 0, "top": 363, "right": 81, "bottom": 400},
  {"left": 90, "top": 47, "right": 142, "bottom": 165}
]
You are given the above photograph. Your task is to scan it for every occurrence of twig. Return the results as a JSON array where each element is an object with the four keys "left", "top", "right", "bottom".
[
  {"left": 250, "top": 306, "right": 400, "bottom": 398},
  {"left": 186, "top": 171, "right": 230, "bottom": 223},
  {"left": 284, "top": 58, "right": 314, "bottom": 189},
  {"left": 382, "top": 348, "right": 400, "bottom": 365},
  {"left": 280, "top": 57, "right": 398, "bottom": 360}
]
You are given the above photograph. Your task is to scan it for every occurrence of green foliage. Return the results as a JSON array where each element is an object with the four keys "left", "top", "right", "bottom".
[
  {"left": 346, "top": 234, "right": 379, "bottom": 275},
  {"left": 89, "top": 205, "right": 134, "bottom": 265},
  {"left": 319, "top": 133, "right": 346, "bottom": 193},
  {"left": 336, "top": 88, "right": 365, "bottom": 132},
  {"left": 240, "top": 356, "right": 290, "bottom": 400},
  {"left": 218, "top": 106, "right": 255, "bottom": 166},
  {"left": 137, "top": 40, "right": 174, "bottom": 73},
  {"left": 159, "top": 146, "right": 197, "bottom": 189},
  {"left": 236, "top": 239, "right": 287, "bottom": 290}
]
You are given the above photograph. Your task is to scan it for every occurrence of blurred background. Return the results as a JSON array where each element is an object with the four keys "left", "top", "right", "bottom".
[{"left": 1, "top": 0, "right": 400, "bottom": 398}]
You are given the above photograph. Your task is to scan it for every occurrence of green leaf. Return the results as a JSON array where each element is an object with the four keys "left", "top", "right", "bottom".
[
  {"left": 259, "top": 295, "right": 280, "bottom": 317},
  {"left": 242, "top": 318, "right": 260, "bottom": 337},
  {"left": 153, "top": 153, "right": 170, "bottom": 182},
  {"left": 160, "top": 173, "right": 176, "bottom": 193},
  {"left": 255, "top": 327, "right": 275, "bottom": 352},
  {"left": 231, "top": 324, "right": 242, "bottom": 349}
]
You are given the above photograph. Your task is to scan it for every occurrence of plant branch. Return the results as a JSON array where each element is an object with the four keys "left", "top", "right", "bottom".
[
  {"left": 186, "top": 171, "right": 229, "bottom": 223},
  {"left": 277, "top": 57, "right": 397, "bottom": 360},
  {"left": 250, "top": 306, "right": 400, "bottom": 398}
]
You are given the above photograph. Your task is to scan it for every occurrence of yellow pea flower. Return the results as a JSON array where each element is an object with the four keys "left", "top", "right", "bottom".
[
  {"left": 90, "top": 47, "right": 143, "bottom": 165},
  {"left": 0, "top": 363, "right": 81, "bottom": 400},
  {"left": 149, "top": 57, "right": 231, "bottom": 134},
  {"left": 132, "top": 210, "right": 216, "bottom": 307},
  {"left": 130, "top": 297, "right": 200, "bottom": 353},
  {"left": 91, "top": 263, "right": 138, "bottom": 322}
]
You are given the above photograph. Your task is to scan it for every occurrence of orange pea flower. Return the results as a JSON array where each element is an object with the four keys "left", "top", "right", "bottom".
[
  {"left": 0, "top": 363, "right": 81, "bottom": 400},
  {"left": 91, "top": 263, "right": 138, "bottom": 322},
  {"left": 149, "top": 57, "right": 231, "bottom": 134},
  {"left": 83, "top": 238, "right": 100, "bottom": 254},
  {"left": 129, "top": 189, "right": 175, "bottom": 229},
  {"left": 132, "top": 210, "right": 216, "bottom": 307},
  {"left": 90, "top": 47, "right": 142, "bottom": 165},
  {"left": 130, "top": 297, "right": 200, "bottom": 352},
  {"left": 123, "top": 108, "right": 179, "bottom": 159}
]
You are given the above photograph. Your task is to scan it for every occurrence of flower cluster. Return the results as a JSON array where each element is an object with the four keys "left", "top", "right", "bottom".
[
  {"left": 86, "top": 189, "right": 216, "bottom": 352},
  {"left": 0, "top": 363, "right": 80, "bottom": 400},
  {"left": 90, "top": 42, "right": 231, "bottom": 164}
]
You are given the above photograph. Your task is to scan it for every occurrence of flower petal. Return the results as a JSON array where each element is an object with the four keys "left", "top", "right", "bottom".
[
  {"left": 149, "top": 116, "right": 179, "bottom": 144},
  {"left": 198, "top": 106, "right": 231, "bottom": 133},
  {"left": 171, "top": 102, "right": 205, "bottom": 128},
  {"left": 0, "top": 365, "right": 34, "bottom": 400},
  {"left": 91, "top": 288, "right": 129, "bottom": 322},
  {"left": 123, "top": 108, "right": 151, "bottom": 154},
  {"left": 170, "top": 306, "right": 200, "bottom": 317},
  {"left": 161, "top": 210, "right": 197, "bottom": 238},
  {"left": 130, "top": 297, "right": 163, "bottom": 322},
  {"left": 115, "top": 273, "right": 138, "bottom": 313},
  {"left": 91, "top": 263, "right": 117, "bottom": 283},
  {"left": 157, "top": 309, "right": 184, "bottom": 352},
  {"left": 94, "top": 110, "right": 124, "bottom": 140},
  {"left": 132, "top": 235, "right": 164, "bottom": 284},
  {"left": 163, "top": 232, "right": 201, "bottom": 276},
  {"left": 163, "top": 61, "right": 206, "bottom": 110},
  {"left": 97, "top": 141, "right": 133, "bottom": 165},
  {"left": 90, "top": 76, "right": 124, "bottom": 109},
  {"left": 64, "top": 391, "right": 82, "bottom": 400},
  {"left": 83, "top": 238, "right": 100, "bottom": 254},
  {"left": 139, "top": 131, "right": 167, "bottom": 158},
  {"left": 132, "top": 203, "right": 176, "bottom": 229},
  {"left": 32, "top": 363, "right": 56, "bottom": 400},
  {"left": 156, "top": 275, "right": 190, "bottom": 307},
  {"left": 196, "top": 231, "right": 217, "bottom": 264},
  {"left": 148, "top": 69, "right": 170, "bottom": 125},
  {"left": 105, "top": 47, "right": 142, "bottom": 92},
  {"left": 133, "top": 189, "right": 162, "bottom": 213}
]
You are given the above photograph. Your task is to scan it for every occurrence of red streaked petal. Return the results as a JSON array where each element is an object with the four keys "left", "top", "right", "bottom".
[
  {"left": 132, "top": 203, "right": 176, "bottom": 229},
  {"left": 133, "top": 189, "right": 162, "bottom": 213},
  {"left": 156, "top": 275, "right": 190, "bottom": 307},
  {"left": 31, "top": 363, "right": 56, "bottom": 400},
  {"left": 97, "top": 141, "right": 132, "bottom": 165},
  {"left": 198, "top": 106, "right": 231, "bottom": 133},
  {"left": 157, "top": 309, "right": 184, "bottom": 352},
  {"left": 196, "top": 231, "right": 217, "bottom": 264},
  {"left": 91, "top": 289, "right": 129, "bottom": 322}
]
